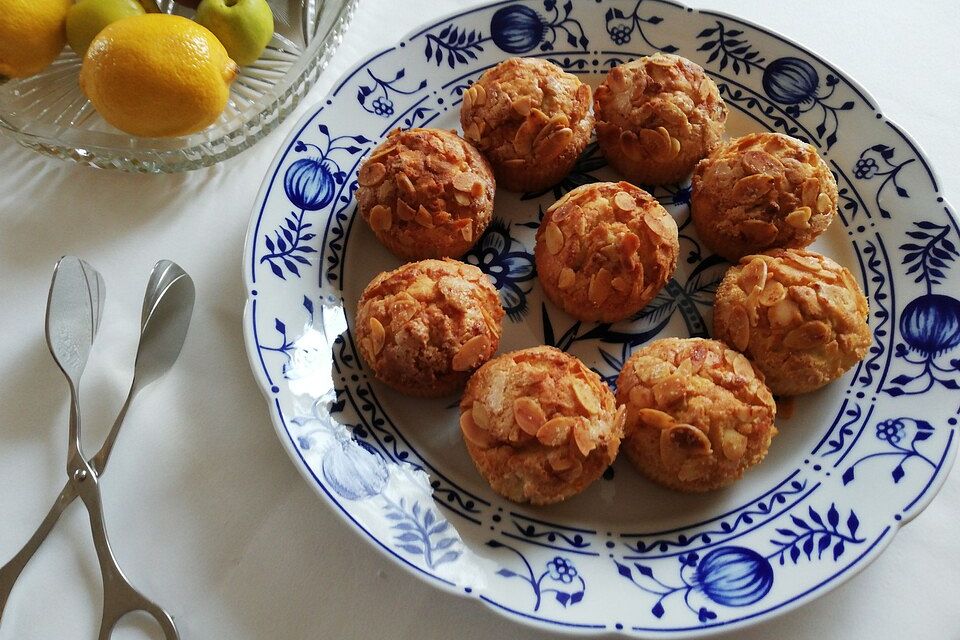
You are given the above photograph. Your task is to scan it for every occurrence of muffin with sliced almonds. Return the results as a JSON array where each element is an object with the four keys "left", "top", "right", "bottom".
[
  {"left": 459, "top": 57, "right": 593, "bottom": 192},
  {"left": 356, "top": 127, "right": 495, "bottom": 260},
  {"left": 594, "top": 53, "right": 728, "bottom": 185},
  {"left": 355, "top": 259, "right": 504, "bottom": 397},
  {"left": 712, "top": 249, "right": 871, "bottom": 396},
  {"left": 459, "top": 346, "right": 625, "bottom": 504},
  {"left": 691, "top": 132, "right": 838, "bottom": 261},
  {"left": 535, "top": 181, "right": 679, "bottom": 323},
  {"left": 616, "top": 338, "right": 777, "bottom": 492}
]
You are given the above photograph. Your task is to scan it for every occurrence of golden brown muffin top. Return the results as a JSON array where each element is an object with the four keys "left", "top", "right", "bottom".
[
  {"left": 617, "top": 337, "right": 776, "bottom": 480},
  {"left": 357, "top": 128, "right": 493, "bottom": 244},
  {"left": 692, "top": 132, "right": 837, "bottom": 249},
  {"left": 356, "top": 259, "right": 503, "bottom": 383},
  {"left": 537, "top": 181, "right": 678, "bottom": 309},
  {"left": 718, "top": 249, "right": 869, "bottom": 355},
  {"left": 460, "top": 57, "right": 592, "bottom": 165},
  {"left": 459, "top": 346, "right": 623, "bottom": 475},
  {"left": 595, "top": 53, "right": 727, "bottom": 161}
]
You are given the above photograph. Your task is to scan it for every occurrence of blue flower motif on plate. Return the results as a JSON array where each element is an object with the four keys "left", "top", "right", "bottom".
[
  {"left": 488, "top": 540, "right": 586, "bottom": 610},
  {"left": 463, "top": 217, "right": 535, "bottom": 321}
]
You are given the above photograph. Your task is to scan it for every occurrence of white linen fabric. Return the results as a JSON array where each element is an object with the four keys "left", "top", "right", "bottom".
[{"left": 0, "top": 1, "right": 956, "bottom": 638}]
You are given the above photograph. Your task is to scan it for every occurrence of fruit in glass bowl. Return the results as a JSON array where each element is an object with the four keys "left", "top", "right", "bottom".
[
  {"left": 0, "top": 0, "right": 71, "bottom": 78},
  {"left": 80, "top": 13, "right": 238, "bottom": 137},
  {"left": 0, "top": 0, "right": 357, "bottom": 172},
  {"left": 195, "top": 0, "right": 274, "bottom": 67},
  {"left": 66, "top": 0, "right": 146, "bottom": 57}
]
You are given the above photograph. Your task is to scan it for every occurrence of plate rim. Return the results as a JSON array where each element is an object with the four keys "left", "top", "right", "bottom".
[{"left": 241, "top": 1, "right": 959, "bottom": 636}]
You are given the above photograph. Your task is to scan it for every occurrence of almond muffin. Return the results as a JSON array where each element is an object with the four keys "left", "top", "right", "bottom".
[
  {"left": 712, "top": 249, "right": 871, "bottom": 396},
  {"left": 459, "top": 346, "right": 625, "bottom": 504},
  {"left": 594, "top": 53, "right": 728, "bottom": 185},
  {"left": 459, "top": 57, "right": 593, "bottom": 192},
  {"left": 691, "top": 132, "right": 838, "bottom": 261},
  {"left": 616, "top": 338, "right": 777, "bottom": 492},
  {"left": 355, "top": 259, "right": 504, "bottom": 397},
  {"left": 535, "top": 181, "right": 679, "bottom": 323},
  {"left": 356, "top": 128, "right": 495, "bottom": 260}
]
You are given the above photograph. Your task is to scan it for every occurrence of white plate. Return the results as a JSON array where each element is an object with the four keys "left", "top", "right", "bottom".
[{"left": 242, "top": 1, "right": 959, "bottom": 636}]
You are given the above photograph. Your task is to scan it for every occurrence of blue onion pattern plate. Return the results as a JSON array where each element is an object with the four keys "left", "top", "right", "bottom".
[{"left": 242, "top": 1, "right": 959, "bottom": 635}]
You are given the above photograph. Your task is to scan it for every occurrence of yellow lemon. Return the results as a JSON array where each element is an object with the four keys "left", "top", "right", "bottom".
[
  {"left": 0, "top": 0, "right": 71, "bottom": 78},
  {"left": 80, "top": 14, "right": 238, "bottom": 138}
]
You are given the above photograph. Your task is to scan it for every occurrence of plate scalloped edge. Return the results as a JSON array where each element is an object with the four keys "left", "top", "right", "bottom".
[{"left": 241, "top": 1, "right": 959, "bottom": 636}]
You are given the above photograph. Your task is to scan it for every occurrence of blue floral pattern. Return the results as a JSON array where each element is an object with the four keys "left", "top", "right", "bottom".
[
  {"left": 463, "top": 218, "right": 536, "bottom": 320},
  {"left": 696, "top": 26, "right": 854, "bottom": 148},
  {"left": 425, "top": 1, "right": 587, "bottom": 69},
  {"left": 842, "top": 418, "right": 937, "bottom": 485},
  {"left": 245, "top": 0, "right": 959, "bottom": 635},
  {"left": 887, "top": 221, "right": 960, "bottom": 395},
  {"left": 357, "top": 68, "right": 426, "bottom": 117},
  {"left": 261, "top": 124, "right": 369, "bottom": 279},
  {"left": 489, "top": 540, "right": 586, "bottom": 611},
  {"left": 853, "top": 144, "right": 914, "bottom": 218}
]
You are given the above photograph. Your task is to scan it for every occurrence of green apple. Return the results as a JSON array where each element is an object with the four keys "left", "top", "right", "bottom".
[
  {"left": 66, "top": 0, "right": 146, "bottom": 57},
  {"left": 195, "top": 0, "right": 274, "bottom": 67}
]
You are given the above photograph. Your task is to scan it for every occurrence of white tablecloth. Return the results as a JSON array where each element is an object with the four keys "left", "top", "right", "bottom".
[{"left": 1, "top": 1, "right": 957, "bottom": 638}]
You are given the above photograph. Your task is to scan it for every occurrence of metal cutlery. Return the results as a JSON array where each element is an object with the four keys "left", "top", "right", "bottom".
[{"left": 0, "top": 258, "right": 195, "bottom": 640}]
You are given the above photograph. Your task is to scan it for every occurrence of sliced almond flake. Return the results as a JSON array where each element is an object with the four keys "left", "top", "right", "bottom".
[
  {"left": 619, "top": 130, "right": 644, "bottom": 160},
  {"left": 816, "top": 192, "right": 833, "bottom": 213},
  {"left": 514, "top": 397, "right": 546, "bottom": 435},
  {"left": 608, "top": 66, "right": 629, "bottom": 92},
  {"left": 460, "top": 410, "right": 495, "bottom": 449},
  {"left": 571, "top": 378, "right": 601, "bottom": 415},
  {"left": 731, "top": 352, "right": 754, "bottom": 378},
  {"left": 758, "top": 280, "right": 787, "bottom": 306},
  {"left": 588, "top": 268, "right": 613, "bottom": 305},
  {"left": 620, "top": 232, "right": 641, "bottom": 267},
  {"left": 636, "top": 407, "right": 675, "bottom": 430},
  {"left": 358, "top": 162, "right": 386, "bottom": 187},
  {"left": 414, "top": 205, "right": 434, "bottom": 228},
  {"left": 573, "top": 426, "right": 596, "bottom": 457},
  {"left": 452, "top": 334, "right": 490, "bottom": 371},
  {"left": 472, "top": 401, "right": 491, "bottom": 429},
  {"left": 653, "top": 375, "right": 686, "bottom": 406},
  {"left": 801, "top": 177, "right": 820, "bottom": 207},
  {"left": 536, "top": 416, "right": 575, "bottom": 447},
  {"left": 783, "top": 320, "right": 832, "bottom": 350},
  {"left": 534, "top": 127, "right": 574, "bottom": 160},
  {"left": 472, "top": 82, "right": 487, "bottom": 106},
  {"left": 544, "top": 222, "right": 565, "bottom": 255},
  {"left": 669, "top": 136, "right": 681, "bottom": 157},
  {"left": 740, "top": 149, "right": 784, "bottom": 176},
  {"left": 741, "top": 219, "right": 779, "bottom": 244},
  {"left": 612, "top": 276, "right": 632, "bottom": 293},
  {"left": 396, "top": 172, "right": 416, "bottom": 197},
  {"left": 660, "top": 423, "right": 712, "bottom": 471},
  {"left": 369, "top": 205, "right": 392, "bottom": 231},
  {"left": 737, "top": 258, "right": 768, "bottom": 294},
  {"left": 396, "top": 199, "right": 416, "bottom": 221},
  {"left": 767, "top": 298, "right": 802, "bottom": 328},
  {"left": 725, "top": 303, "right": 751, "bottom": 351},
  {"left": 452, "top": 172, "right": 478, "bottom": 193},
  {"left": 368, "top": 317, "right": 385, "bottom": 354},
  {"left": 614, "top": 191, "right": 637, "bottom": 211}
]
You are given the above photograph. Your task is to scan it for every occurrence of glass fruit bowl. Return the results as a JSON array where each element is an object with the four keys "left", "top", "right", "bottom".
[{"left": 0, "top": 0, "right": 356, "bottom": 173}]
